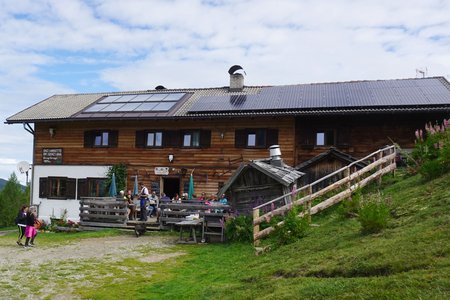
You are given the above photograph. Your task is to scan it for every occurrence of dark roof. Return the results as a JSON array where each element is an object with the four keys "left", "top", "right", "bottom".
[
  {"left": 295, "top": 147, "right": 367, "bottom": 170},
  {"left": 218, "top": 159, "right": 304, "bottom": 196},
  {"left": 6, "top": 77, "right": 450, "bottom": 124},
  {"left": 188, "top": 77, "right": 450, "bottom": 115}
]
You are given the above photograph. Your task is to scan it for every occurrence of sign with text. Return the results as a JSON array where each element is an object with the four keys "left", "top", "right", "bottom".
[
  {"left": 154, "top": 167, "right": 169, "bottom": 175},
  {"left": 42, "top": 148, "right": 63, "bottom": 164}
]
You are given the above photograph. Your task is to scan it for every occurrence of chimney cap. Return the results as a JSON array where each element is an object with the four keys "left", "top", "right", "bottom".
[{"left": 228, "top": 65, "right": 246, "bottom": 75}]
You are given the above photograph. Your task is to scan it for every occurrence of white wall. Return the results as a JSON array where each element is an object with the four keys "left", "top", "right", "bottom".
[{"left": 31, "top": 165, "right": 110, "bottom": 222}]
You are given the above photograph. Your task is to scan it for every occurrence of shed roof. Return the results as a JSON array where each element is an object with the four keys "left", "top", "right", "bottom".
[
  {"left": 218, "top": 159, "right": 304, "bottom": 196},
  {"left": 295, "top": 147, "right": 367, "bottom": 171},
  {"left": 6, "top": 77, "right": 450, "bottom": 124}
]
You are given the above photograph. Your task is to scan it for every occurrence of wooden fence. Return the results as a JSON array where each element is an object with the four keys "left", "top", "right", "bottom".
[
  {"left": 252, "top": 145, "right": 397, "bottom": 245},
  {"left": 79, "top": 197, "right": 128, "bottom": 228}
]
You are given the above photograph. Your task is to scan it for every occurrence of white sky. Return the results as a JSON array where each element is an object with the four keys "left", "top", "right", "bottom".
[{"left": 1, "top": 0, "right": 450, "bottom": 184}]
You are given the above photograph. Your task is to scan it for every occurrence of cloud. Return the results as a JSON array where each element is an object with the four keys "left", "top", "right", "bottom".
[{"left": 1, "top": 0, "right": 450, "bottom": 183}]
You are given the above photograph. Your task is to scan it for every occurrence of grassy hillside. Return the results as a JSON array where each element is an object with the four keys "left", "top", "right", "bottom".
[{"left": 140, "top": 171, "right": 449, "bottom": 299}]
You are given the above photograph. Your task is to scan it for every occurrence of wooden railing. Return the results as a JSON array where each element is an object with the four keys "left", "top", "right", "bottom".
[
  {"left": 79, "top": 197, "right": 128, "bottom": 228},
  {"left": 252, "top": 145, "right": 396, "bottom": 245}
]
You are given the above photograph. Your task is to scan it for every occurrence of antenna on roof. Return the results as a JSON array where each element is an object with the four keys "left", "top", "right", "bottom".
[{"left": 416, "top": 68, "right": 428, "bottom": 78}]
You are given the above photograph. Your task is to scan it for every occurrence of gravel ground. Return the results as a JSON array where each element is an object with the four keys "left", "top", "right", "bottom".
[{"left": 0, "top": 233, "right": 184, "bottom": 299}]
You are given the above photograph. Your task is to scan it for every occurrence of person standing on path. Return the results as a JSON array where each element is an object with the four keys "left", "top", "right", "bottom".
[
  {"left": 15, "top": 205, "right": 28, "bottom": 246},
  {"left": 24, "top": 206, "right": 38, "bottom": 248},
  {"left": 139, "top": 182, "right": 149, "bottom": 221}
]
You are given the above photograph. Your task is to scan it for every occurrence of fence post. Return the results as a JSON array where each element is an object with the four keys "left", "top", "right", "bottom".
[
  {"left": 307, "top": 186, "right": 312, "bottom": 223},
  {"left": 253, "top": 208, "right": 260, "bottom": 247},
  {"left": 377, "top": 151, "right": 383, "bottom": 185},
  {"left": 345, "top": 166, "right": 351, "bottom": 201}
]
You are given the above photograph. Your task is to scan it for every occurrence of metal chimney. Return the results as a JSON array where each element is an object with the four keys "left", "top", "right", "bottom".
[
  {"left": 228, "top": 65, "right": 245, "bottom": 92},
  {"left": 269, "top": 145, "right": 282, "bottom": 167}
]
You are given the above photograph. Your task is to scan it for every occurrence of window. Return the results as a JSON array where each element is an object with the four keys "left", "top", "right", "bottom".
[
  {"left": 301, "top": 127, "right": 350, "bottom": 149},
  {"left": 136, "top": 130, "right": 211, "bottom": 148},
  {"left": 95, "top": 132, "right": 109, "bottom": 146},
  {"left": 183, "top": 131, "right": 200, "bottom": 147},
  {"left": 316, "top": 130, "right": 334, "bottom": 146},
  {"left": 147, "top": 132, "right": 163, "bottom": 147},
  {"left": 39, "top": 177, "right": 76, "bottom": 199},
  {"left": 136, "top": 130, "right": 163, "bottom": 148},
  {"left": 235, "top": 128, "right": 278, "bottom": 149},
  {"left": 77, "top": 178, "right": 107, "bottom": 198},
  {"left": 84, "top": 130, "right": 118, "bottom": 148}
]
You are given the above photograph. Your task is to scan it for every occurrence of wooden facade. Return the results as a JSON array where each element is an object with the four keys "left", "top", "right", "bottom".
[
  {"left": 33, "top": 116, "right": 296, "bottom": 198},
  {"left": 33, "top": 112, "right": 449, "bottom": 198}
]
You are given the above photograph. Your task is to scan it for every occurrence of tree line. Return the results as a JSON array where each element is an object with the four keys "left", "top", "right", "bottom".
[{"left": 0, "top": 173, "right": 29, "bottom": 227}]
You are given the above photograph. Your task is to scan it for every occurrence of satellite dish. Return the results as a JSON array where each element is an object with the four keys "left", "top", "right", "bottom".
[{"left": 17, "top": 161, "right": 31, "bottom": 174}]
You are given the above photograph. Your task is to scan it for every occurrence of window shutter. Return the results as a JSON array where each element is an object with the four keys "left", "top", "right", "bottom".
[
  {"left": 39, "top": 177, "right": 48, "bottom": 198},
  {"left": 326, "top": 130, "right": 335, "bottom": 146},
  {"left": 235, "top": 129, "right": 246, "bottom": 148},
  {"left": 77, "top": 179, "right": 87, "bottom": 200},
  {"left": 337, "top": 127, "right": 351, "bottom": 147},
  {"left": 301, "top": 130, "right": 315, "bottom": 149},
  {"left": 67, "top": 178, "right": 76, "bottom": 199},
  {"left": 266, "top": 129, "right": 279, "bottom": 147},
  {"left": 199, "top": 130, "right": 211, "bottom": 148},
  {"left": 84, "top": 131, "right": 94, "bottom": 148},
  {"left": 109, "top": 130, "right": 118, "bottom": 147},
  {"left": 163, "top": 130, "right": 180, "bottom": 147},
  {"left": 135, "top": 130, "right": 146, "bottom": 148}
]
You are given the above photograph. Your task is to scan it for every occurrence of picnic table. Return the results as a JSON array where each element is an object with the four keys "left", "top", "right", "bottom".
[{"left": 176, "top": 218, "right": 204, "bottom": 244}]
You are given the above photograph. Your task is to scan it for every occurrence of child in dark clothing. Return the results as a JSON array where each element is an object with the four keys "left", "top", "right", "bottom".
[
  {"left": 15, "top": 205, "right": 28, "bottom": 246},
  {"left": 24, "top": 207, "right": 38, "bottom": 248}
]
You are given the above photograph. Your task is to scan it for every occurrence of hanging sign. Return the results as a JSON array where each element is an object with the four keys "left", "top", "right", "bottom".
[{"left": 154, "top": 167, "right": 169, "bottom": 175}]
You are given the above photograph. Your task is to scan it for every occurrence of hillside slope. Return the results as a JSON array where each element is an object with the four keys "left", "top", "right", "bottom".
[{"left": 145, "top": 171, "right": 450, "bottom": 299}]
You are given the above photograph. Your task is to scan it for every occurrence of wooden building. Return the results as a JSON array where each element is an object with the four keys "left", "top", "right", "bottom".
[
  {"left": 6, "top": 67, "right": 450, "bottom": 221},
  {"left": 296, "top": 147, "right": 367, "bottom": 190},
  {"left": 218, "top": 146, "right": 304, "bottom": 215}
]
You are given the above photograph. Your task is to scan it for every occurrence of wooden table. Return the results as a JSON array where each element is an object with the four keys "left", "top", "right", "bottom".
[{"left": 176, "top": 219, "right": 203, "bottom": 244}]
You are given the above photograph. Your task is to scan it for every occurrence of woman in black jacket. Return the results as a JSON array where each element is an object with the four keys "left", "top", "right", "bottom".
[{"left": 15, "top": 205, "right": 28, "bottom": 246}]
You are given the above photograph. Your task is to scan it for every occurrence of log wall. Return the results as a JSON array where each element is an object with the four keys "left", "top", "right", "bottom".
[
  {"left": 295, "top": 113, "right": 447, "bottom": 164},
  {"left": 34, "top": 117, "right": 295, "bottom": 196}
]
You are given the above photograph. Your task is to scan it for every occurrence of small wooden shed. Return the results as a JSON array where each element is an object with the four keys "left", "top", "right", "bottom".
[
  {"left": 218, "top": 159, "right": 304, "bottom": 215},
  {"left": 295, "top": 147, "right": 366, "bottom": 189}
]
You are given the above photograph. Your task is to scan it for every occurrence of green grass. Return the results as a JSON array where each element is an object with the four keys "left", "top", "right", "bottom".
[
  {"left": 1, "top": 171, "right": 449, "bottom": 299},
  {"left": 138, "top": 171, "right": 449, "bottom": 299}
]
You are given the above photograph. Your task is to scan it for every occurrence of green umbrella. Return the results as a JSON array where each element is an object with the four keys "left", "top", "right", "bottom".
[{"left": 188, "top": 173, "right": 195, "bottom": 200}]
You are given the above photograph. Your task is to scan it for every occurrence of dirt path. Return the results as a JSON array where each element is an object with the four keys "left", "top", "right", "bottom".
[{"left": 0, "top": 233, "right": 184, "bottom": 299}]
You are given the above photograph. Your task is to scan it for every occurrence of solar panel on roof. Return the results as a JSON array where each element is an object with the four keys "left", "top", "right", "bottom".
[
  {"left": 188, "top": 78, "right": 450, "bottom": 113},
  {"left": 153, "top": 102, "right": 177, "bottom": 110},
  {"left": 82, "top": 92, "right": 185, "bottom": 114}
]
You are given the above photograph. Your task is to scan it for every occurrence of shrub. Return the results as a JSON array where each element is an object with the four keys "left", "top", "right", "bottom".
[
  {"left": 271, "top": 207, "right": 309, "bottom": 247},
  {"left": 410, "top": 119, "right": 450, "bottom": 180},
  {"left": 225, "top": 215, "right": 253, "bottom": 242},
  {"left": 419, "top": 159, "right": 446, "bottom": 180},
  {"left": 337, "top": 188, "right": 362, "bottom": 219},
  {"left": 358, "top": 195, "right": 390, "bottom": 235}
]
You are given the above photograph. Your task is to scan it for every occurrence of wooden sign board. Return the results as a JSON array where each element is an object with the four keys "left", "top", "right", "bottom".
[
  {"left": 154, "top": 167, "right": 169, "bottom": 175},
  {"left": 42, "top": 148, "right": 63, "bottom": 164}
]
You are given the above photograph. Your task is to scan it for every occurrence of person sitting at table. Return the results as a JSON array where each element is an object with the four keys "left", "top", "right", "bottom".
[
  {"left": 126, "top": 189, "right": 136, "bottom": 220},
  {"left": 198, "top": 192, "right": 207, "bottom": 201},
  {"left": 219, "top": 194, "right": 228, "bottom": 205},
  {"left": 148, "top": 191, "right": 159, "bottom": 218},
  {"left": 172, "top": 193, "right": 181, "bottom": 203}
]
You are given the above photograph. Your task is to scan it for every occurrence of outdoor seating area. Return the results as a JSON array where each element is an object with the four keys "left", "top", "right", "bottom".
[{"left": 159, "top": 201, "right": 231, "bottom": 243}]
